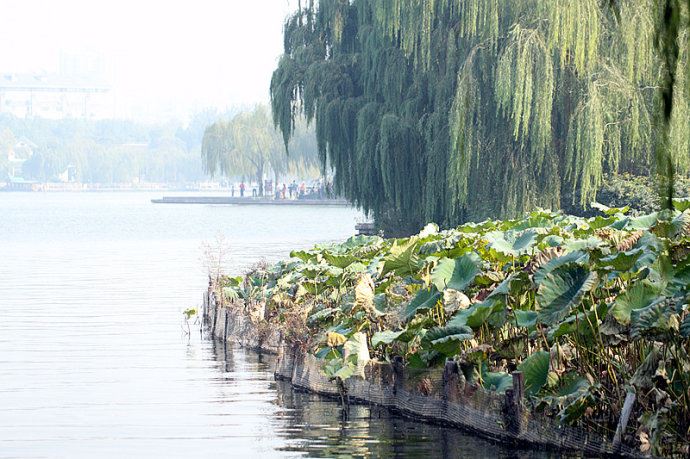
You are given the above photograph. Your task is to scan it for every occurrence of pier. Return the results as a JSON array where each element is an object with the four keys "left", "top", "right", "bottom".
[{"left": 151, "top": 196, "right": 351, "bottom": 206}]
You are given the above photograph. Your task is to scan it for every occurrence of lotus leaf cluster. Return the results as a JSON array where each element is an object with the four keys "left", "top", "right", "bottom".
[{"left": 220, "top": 205, "right": 690, "bottom": 456}]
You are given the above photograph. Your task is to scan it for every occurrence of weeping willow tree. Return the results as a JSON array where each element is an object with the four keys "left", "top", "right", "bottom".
[
  {"left": 271, "top": 0, "right": 690, "bottom": 235},
  {"left": 201, "top": 105, "right": 320, "bottom": 194}
]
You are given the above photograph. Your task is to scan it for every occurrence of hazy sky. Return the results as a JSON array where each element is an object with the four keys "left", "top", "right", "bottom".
[{"left": 0, "top": 0, "right": 295, "bottom": 120}]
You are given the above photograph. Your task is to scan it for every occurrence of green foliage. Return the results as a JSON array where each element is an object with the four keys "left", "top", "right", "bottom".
[
  {"left": 518, "top": 351, "right": 550, "bottom": 396},
  {"left": 271, "top": 0, "right": 690, "bottom": 235},
  {"left": 486, "top": 230, "right": 538, "bottom": 257},
  {"left": 201, "top": 105, "right": 320, "bottom": 193},
  {"left": 371, "top": 329, "right": 406, "bottom": 347},
  {"left": 182, "top": 307, "right": 197, "bottom": 319},
  {"left": 0, "top": 113, "right": 210, "bottom": 183},
  {"left": 483, "top": 371, "right": 513, "bottom": 394},
  {"left": 223, "top": 207, "right": 690, "bottom": 455},
  {"left": 609, "top": 281, "right": 663, "bottom": 325},
  {"left": 594, "top": 173, "right": 690, "bottom": 215},
  {"left": 536, "top": 265, "right": 598, "bottom": 324},
  {"left": 404, "top": 287, "right": 442, "bottom": 322},
  {"left": 380, "top": 239, "right": 421, "bottom": 277},
  {"left": 426, "top": 325, "right": 474, "bottom": 355},
  {"left": 430, "top": 253, "right": 482, "bottom": 292}
]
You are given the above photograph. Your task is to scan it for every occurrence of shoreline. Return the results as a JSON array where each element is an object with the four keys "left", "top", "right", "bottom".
[{"left": 202, "top": 288, "right": 641, "bottom": 458}]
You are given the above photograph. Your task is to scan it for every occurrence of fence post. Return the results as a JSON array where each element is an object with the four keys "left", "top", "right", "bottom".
[
  {"left": 503, "top": 371, "right": 525, "bottom": 437},
  {"left": 223, "top": 309, "right": 229, "bottom": 343},
  {"left": 613, "top": 392, "right": 636, "bottom": 452},
  {"left": 202, "top": 291, "right": 208, "bottom": 321},
  {"left": 392, "top": 356, "right": 404, "bottom": 395},
  {"left": 443, "top": 359, "right": 460, "bottom": 402}
]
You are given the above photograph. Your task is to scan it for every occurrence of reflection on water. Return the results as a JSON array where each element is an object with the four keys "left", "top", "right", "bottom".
[
  {"left": 0, "top": 192, "right": 558, "bottom": 457},
  {"left": 208, "top": 341, "right": 559, "bottom": 459}
]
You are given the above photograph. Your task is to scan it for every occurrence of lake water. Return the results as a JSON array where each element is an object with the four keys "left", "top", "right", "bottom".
[{"left": 0, "top": 192, "right": 554, "bottom": 458}]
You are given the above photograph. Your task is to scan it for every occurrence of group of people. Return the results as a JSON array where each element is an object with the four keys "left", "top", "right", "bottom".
[
  {"left": 229, "top": 179, "right": 334, "bottom": 199},
  {"left": 272, "top": 180, "right": 305, "bottom": 199},
  {"left": 230, "top": 182, "right": 249, "bottom": 197}
]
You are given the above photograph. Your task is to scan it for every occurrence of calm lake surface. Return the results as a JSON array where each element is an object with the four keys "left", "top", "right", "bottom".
[{"left": 0, "top": 192, "right": 555, "bottom": 458}]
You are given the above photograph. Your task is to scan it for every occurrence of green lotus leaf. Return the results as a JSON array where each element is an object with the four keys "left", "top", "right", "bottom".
[
  {"left": 371, "top": 329, "right": 406, "bottom": 347},
  {"left": 537, "top": 265, "right": 598, "bottom": 324},
  {"left": 518, "top": 351, "right": 550, "bottom": 395},
  {"left": 627, "top": 212, "right": 659, "bottom": 230},
  {"left": 430, "top": 252, "right": 482, "bottom": 292},
  {"left": 316, "top": 345, "right": 343, "bottom": 360},
  {"left": 486, "top": 229, "right": 538, "bottom": 256},
  {"left": 344, "top": 262, "right": 368, "bottom": 274},
  {"left": 609, "top": 281, "right": 662, "bottom": 325},
  {"left": 486, "top": 272, "right": 529, "bottom": 299},
  {"left": 534, "top": 251, "right": 589, "bottom": 284},
  {"left": 340, "top": 235, "right": 384, "bottom": 250},
  {"left": 680, "top": 315, "right": 690, "bottom": 338},
  {"left": 670, "top": 210, "right": 690, "bottom": 238},
  {"left": 404, "top": 287, "right": 442, "bottom": 321},
  {"left": 591, "top": 201, "right": 630, "bottom": 216},
  {"left": 381, "top": 239, "right": 422, "bottom": 277},
  {"left": 587, "top": 215, "right": 618, "bottom": 230},
  {"left": 482, "top": 371, "right": 513, "bottom": 393},
  {"left": 406, "top": 353, "right": 427, "bottom": 369},
  {"left": 333, "top": 362, "right": 355, "bottom": 380},
  {"left": 373, "top": 293, "right": 388, "bottom": 313},
  {"left": 322, "top": 356, "right": 355, "bottom": 381},
  {"left": 562, "top": 237, "right": 605, "bottom": 252},
  {"left": 324, "top": 252, "right": 360, "bottom": 269},
  {"left": 556, "top": 372, "right": 591, "bottom": 397},
  {"left": 448, "top": 298, "right": 504, "bottom": 329},
  {"left": 290, "top": 250, "right": 314, "bottom": 262},
  {"left": 474, "top": 270, "right": 505, "bottom": 286},
  {"left": 426, "top": 325, "right": 474, "bottom": 355},
  {"left": 631, "top": 302, "right": 675, "bottom": 340},
  {"left": 514, "top": 310, "right": 538, "bottom": 328},
  {"left": 599, "top": 248, "right": 644, "bottom": 273},
  {"left": 307, "top": 307, "right": 338, "bottom": 325},
  {"left": 541, "top": 235, "right": 565, "bottom": 247}
]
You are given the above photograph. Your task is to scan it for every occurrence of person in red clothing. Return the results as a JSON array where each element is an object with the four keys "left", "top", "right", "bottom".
[{"left": 239, "top": 182, "right": 246, "bottom": 197}]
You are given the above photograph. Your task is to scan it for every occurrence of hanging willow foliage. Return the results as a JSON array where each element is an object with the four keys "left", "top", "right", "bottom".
[
  {"left": 201, "top": 106, "right": 320, "bottom": 193},
  {"left": 271, "top": 0, "right": 690, "bottom": 235}
]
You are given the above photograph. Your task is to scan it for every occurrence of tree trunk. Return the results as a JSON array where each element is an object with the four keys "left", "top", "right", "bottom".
[{"left": 257, "top": 161, "right": 264, "bottom": 197}]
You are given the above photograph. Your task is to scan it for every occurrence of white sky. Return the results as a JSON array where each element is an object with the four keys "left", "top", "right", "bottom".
[{"left": 0, "top": 0, "right": 295, "bottom": 121}]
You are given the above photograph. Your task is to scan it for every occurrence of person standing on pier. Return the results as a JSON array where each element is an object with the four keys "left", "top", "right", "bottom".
[{"left": 239, "top": 182, "right": 245, "bottom": 197}]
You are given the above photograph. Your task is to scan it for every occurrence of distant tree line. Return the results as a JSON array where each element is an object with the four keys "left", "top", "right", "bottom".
[{"left": 0, "top": 110, "right": 227, "bottom": 184}]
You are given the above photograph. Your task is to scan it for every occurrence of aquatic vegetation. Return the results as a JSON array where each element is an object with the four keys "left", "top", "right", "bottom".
[
  {"left": 221, "top": 205, "right": 690, "bottom": 456},
  {"left": 182, "top": 307, "right": 199, "bottom": 336}
]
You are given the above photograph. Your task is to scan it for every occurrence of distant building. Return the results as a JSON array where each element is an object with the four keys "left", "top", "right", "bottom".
[
  {"left": 6, "top": 138, "right": 36, "bottom": 179},
  {"left": 0, "top": 72, "right": 111, "bottom": 119},
  {"left": 57, "top": 165, "right": 78, "bottom": 183}
]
